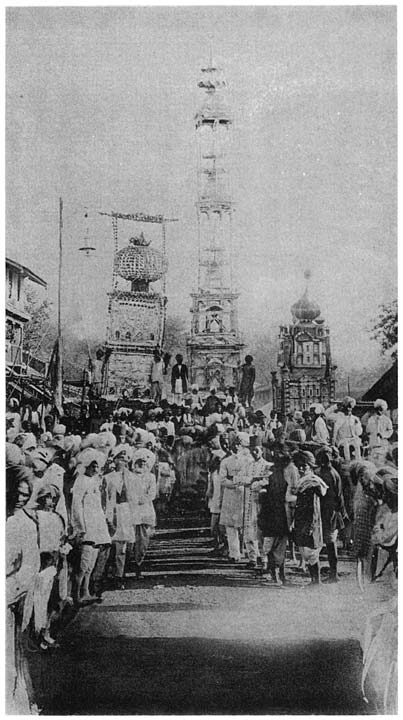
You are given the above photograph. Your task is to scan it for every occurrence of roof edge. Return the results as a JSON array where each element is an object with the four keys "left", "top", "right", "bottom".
[{"left": 6, "top": 258, "right": 47, "bottom": 288}]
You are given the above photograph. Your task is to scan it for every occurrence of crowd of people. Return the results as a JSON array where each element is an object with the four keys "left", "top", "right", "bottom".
[{"left": 6, "top": 384, "right": 398, "bottom": 713}]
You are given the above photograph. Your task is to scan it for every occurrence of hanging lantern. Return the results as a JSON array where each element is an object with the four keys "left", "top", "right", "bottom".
[
  {"left": 79, "top": 207, "right": 96, "bottom": 256},
  {"left": 78, "top": 244, "right": 96, "bottom": 256}
]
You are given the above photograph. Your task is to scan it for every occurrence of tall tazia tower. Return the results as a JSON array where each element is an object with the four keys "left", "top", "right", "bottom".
[{"left": 187, "top": 56, "right": 244, "bottom": 393}]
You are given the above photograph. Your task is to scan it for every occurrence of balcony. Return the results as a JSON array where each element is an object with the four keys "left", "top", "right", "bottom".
[
  {"left": 6, "top": 343, "right": 22, "bottom": 366},
  {"left": 6, "top": 343, "right": 47, "bottom": 376}
]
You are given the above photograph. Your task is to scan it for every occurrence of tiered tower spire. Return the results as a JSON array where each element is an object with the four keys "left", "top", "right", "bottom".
[{"left": 187, "top": 56, "right": 244, "bottom": 393}]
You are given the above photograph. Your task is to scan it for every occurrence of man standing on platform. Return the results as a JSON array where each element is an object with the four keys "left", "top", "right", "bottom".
[
  {"left": 150, "top": 347, "right": 164, "bottom": 404},
  {"left": 239, "top": 355, "right": 256, "bottom": 407},
  {"left": 171, "top": 354, "right": 189, "bottom": 404}
]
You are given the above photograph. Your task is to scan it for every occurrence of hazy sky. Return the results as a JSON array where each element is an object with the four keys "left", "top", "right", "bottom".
[{"left": 6, "top": 6, "right": 397, "bottom": 369}]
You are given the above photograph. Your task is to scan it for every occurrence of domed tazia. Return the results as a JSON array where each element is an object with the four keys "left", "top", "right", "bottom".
[{"left": 115, "top": 233, "right": 168, "bottom": 289}]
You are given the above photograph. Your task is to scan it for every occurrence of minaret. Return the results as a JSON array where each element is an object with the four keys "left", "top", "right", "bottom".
[{"left": 187, "top": 56, "right": 244, "bottom": 393}]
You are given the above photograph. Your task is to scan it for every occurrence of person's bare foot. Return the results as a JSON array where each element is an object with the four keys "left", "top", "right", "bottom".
[{"left": 79, "top": 594, "right": 98, "bottom": 605}]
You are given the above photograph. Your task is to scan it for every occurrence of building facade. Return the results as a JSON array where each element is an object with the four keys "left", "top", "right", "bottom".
[
  {"left": 6, "top": 258, "right": 47, "bottom": 377},
  {"left": 271, "top": 277, "right": 336, "bottom": 415},
  {"left": 101, "top": 231, "right": 167, "bottom": 396},
  {"left": 187, "top": 57, "right": 244, "bottom": 392}
]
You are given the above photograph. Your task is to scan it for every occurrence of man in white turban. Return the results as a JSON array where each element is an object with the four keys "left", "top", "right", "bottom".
[
  {"left": 15, "top": 433, "right": 37, "bottom": 465},
  {"left": 366, "top": 399, "right": 393, "bottom": 449},
  {"left": 219, "top": 434, "right": 253, "bottom": 562},
  {"left": 71, "top": 449, "right": 110, "bottom": 605},
  {"left": 105, "top": 445, "right": 135, "bottom": 589},
  {"left": 6, "top": 442, "right": 23, "bottom": 467},
  {"left": 311, "top": 404, "right": 330, "bottom": 446},
  {"left": 129, "top": 450, "right": 157, "bottom": 578},
  {"left": 334, "top": 397, "right": 362, "bottom": 461}
]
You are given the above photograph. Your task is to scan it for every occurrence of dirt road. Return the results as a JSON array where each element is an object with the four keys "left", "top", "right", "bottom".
[{"left": 29, "top": 528, "right": 389, "bottom": 714}]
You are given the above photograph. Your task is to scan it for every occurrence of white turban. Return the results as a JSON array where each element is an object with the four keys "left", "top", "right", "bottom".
[
  {"left": 342, "top": 396, "right": 356, "bottom": 409},
  {"left": 146, "top": 431, "right": 157, "bottom": 448},
  {"left": 374, "top": 398, "right": 388, "bottom": 412},
  {"left": 76, "top": 448, "right": 104, "bottom": 470},
  {"left": 6, "top": 442, "right": 23, "bottom": 466},
  {"left": 22, "top": 433, "right": 37, "bottom": 452},
  {"left": 64, "top": 435, "right": 82, "bottom": 454},
  {"left": 97, "top": 431, "right": 117, "bottom": 451},
  {"left": 134, "top": 428, "right": 149, "bottom": 447},
  {"left": 53, "top": 424, "right": 66, "bottom": 436},
  {"left": 30, "top": 463, "right": 68, "bottom": 525},
  {"left": 81, "top": 433, "right": 100, "bottom": 450},
  {"left": 237, "top": 432, "right": 250, "bottom": 447},
  {"left": 30, "top": 448, "right": 53, "bottom": 469},
  {"left": 111, "top": 444, "right": 133, "bottom": 461},
  {"left": 132, "top": 448, "right": 155, "bottom": 471}
]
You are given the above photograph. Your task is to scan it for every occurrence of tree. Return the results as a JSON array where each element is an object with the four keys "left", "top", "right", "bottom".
[
  {"left": 24, "top": 286, "right": 55, "bottom": 359},
  {"left": 371, "top": 300, "right": 397, "bottom": 361},
  {"left": 24, "top": 286, "right": 103, "bottom": 381}
]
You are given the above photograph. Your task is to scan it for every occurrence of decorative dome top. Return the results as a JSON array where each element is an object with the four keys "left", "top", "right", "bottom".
[
  {"left": 129, "top": 232, "right": 150, "bottom": 247},
  {"left": 115, "top": 234, "right": 167, "bottom": 283},
  {"left": 291, "top": 289, "right": 321, "bottom": 322}
]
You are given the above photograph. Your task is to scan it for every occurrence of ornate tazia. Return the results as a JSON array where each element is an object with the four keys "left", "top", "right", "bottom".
[{"left": 115, "top": 233, "right": 168, "bottom": 283}]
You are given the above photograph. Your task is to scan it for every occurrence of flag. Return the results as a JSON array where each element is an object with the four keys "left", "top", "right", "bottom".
[{"left": 47, "top": 337, "right": 63, "bottom": 416}]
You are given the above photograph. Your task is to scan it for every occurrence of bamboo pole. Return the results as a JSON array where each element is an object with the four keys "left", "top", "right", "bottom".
[{"left": 55, "top": 197, "right": 64, "bottom": 416}]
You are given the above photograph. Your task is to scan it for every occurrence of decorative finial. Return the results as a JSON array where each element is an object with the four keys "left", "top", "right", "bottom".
[{"left": 129, "top": 232, "right": 150, "bottom": 247}]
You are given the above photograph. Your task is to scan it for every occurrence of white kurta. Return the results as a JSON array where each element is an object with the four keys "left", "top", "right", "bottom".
[
  {"left": 208, "top": 449, "right": 226, "bottom": 515},
  {"left": 313, "top": 416, "right": 330, "bottom": 445},
  {"left": 219, "top": 450, "right": 252, "bottom": 528},
  {"left": 6, "top": 510, "right": 40, "bottom": 607},
  {"left": 128, "top": 470, "right": 157, "bottom": 527},
  {"left": 334, "top": 415, "right": 362, "bottom": 444},
  {"left": 366, "top": 413, "right": 393, "bottom": 447},
  {"left": 71, "top": 473, "right": 111, "bottom": 545},
  {"left": 105, "top": 469, "right": 136, "bottom": 543}
]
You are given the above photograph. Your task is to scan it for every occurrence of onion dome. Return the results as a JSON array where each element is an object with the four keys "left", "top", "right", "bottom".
[
  {"left": 115, "top": 233, "right": 167, "bottom": 283},
  {"left": 291, "top": 289, "right": 321, "bottom": 322}
]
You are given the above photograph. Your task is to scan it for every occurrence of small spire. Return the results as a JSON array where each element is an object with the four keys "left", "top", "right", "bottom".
[
  {"left": 304, "top": 268, "right": 311, "bottom": 293},
  {"left": 209, "top": 40, "right": 213, "bottom": 69}
]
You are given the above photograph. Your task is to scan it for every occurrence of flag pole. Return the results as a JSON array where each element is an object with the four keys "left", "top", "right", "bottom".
[
  {"left": 58, "top": 198, "right": 63, "bottom": 339},
  {"left": 55, "top": 197, "right": 64, "bottom": 416}
]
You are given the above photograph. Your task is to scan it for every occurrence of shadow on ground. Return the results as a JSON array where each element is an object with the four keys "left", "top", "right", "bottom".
[{"left": 29, "top": 636, "right": 375, "bottom": 715}]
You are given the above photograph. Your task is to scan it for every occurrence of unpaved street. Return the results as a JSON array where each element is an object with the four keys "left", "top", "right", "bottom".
[{"left": 29, "top": 528, "right": 388, "bottom": 714}]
